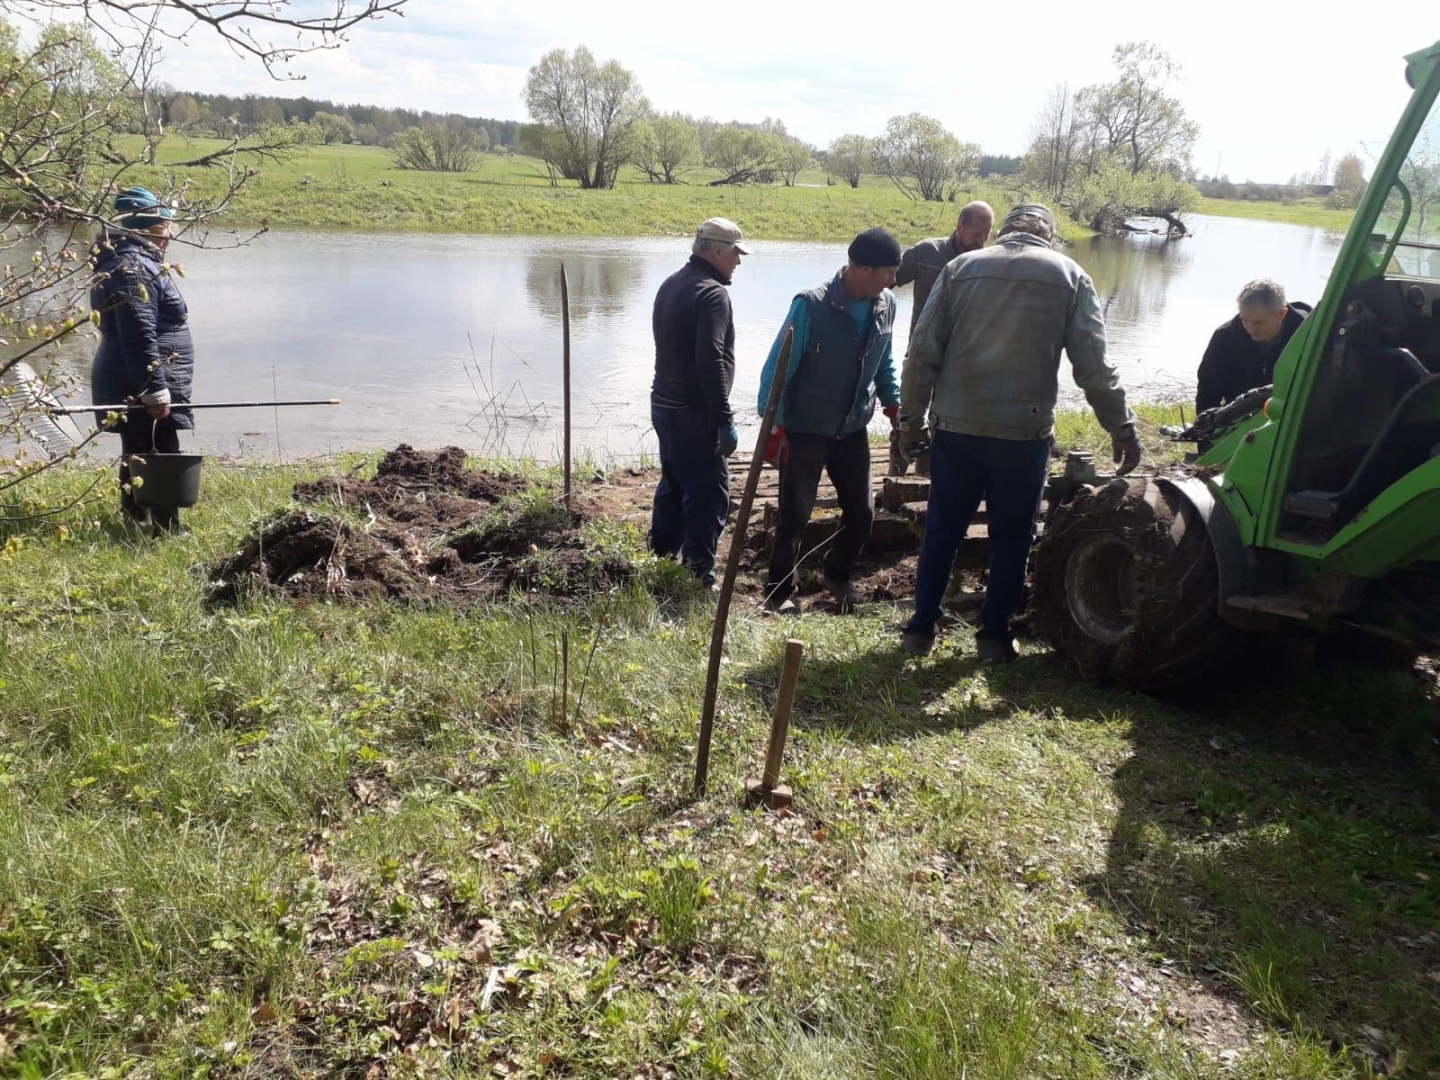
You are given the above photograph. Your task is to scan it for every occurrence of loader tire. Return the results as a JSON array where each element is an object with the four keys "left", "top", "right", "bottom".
[{"left": 1032, "top": 476, "right": 1238, "bottom": 689}]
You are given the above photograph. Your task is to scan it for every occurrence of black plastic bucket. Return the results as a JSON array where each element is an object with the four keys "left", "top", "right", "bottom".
[{"left": 129, "top": 453, "right": 204, "bottom": 508}]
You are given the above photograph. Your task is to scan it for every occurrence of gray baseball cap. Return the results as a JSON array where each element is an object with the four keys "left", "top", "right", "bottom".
[{"left": 696, "top": 217, "right": 752, "bottom": 254}]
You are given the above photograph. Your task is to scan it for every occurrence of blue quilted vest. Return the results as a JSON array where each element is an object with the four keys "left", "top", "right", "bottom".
[{"left": 784, "top": 272, "right": 894, "bottom": 438}]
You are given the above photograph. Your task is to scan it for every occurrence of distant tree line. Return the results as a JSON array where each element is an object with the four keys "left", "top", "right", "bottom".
[
  {"left": 134, "top": 89, "right": 523, "bottom": 152},
  {"left": 811, "top": 41, "right": 1209, "bottom": 235},
  {"left": 519, "top": 45, "right": 1024, "bottom": 198},
  {"left": 1197, "top": 150, "right": 1369, "bottom": 210},
  {"left": 519, "top": 46, "right": 820, "bottom": 189},
  {"left": 980, "top": 155, "right": 1022, "bottom": 178}
]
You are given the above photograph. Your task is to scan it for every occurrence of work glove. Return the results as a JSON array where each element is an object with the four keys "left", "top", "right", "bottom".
[
  {"left": 763, "top": 425, "right": 789, "bottom": 466},
  {"left": 1112, "top": 427, "right": 1144, "bottom": 477},
  {"left": 715, "top": 423, "right": 739, "bottom": 457},
  {"left": 897, "top": 427, "right": 929, "bottom": 463},
  {"left": 882, "top": 404, "right": 899, "bottom": 427}
]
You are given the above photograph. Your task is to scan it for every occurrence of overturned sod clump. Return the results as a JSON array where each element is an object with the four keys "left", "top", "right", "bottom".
[{"left": 207, "top": 445, "right": 641, "bottom": 605}]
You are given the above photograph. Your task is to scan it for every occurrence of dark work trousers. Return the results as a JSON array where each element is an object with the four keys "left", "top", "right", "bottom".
[
  {"left": 765, "top": 429, "right": 873, "bottom": 603},
  {"left": 117, "top": 411, "right": 182, "bottom": 529},
  {"left": 649, "top": 405, "right": 730, "bottom": 587},
  {"left": 907, "top": 429, "right": 1052, "bottom": 640}
]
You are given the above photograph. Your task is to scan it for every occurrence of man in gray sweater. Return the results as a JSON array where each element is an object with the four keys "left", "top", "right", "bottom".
[{"left": 897, "top": 203, "right": 1143, "bottom": 660}]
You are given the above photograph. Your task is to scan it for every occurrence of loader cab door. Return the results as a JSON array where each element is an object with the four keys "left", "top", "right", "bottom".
[{"left": 1275, "top": 83, "right": 1440, "bottom": 542}]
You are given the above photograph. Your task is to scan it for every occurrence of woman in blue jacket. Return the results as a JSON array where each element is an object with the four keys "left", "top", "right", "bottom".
[{"left": 90, "top": 187, "right": 195, "bottom": 532}]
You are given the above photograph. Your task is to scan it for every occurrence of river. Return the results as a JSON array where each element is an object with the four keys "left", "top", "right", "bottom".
[{"left": 44, "top": 213, "right": 1344, "bottom": 460}]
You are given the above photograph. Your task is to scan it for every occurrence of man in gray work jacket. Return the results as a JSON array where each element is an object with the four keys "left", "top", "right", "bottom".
[
  {"left": 888, "top": 201, "right": 994, "bottom": 475},
  {"left": 897, "top": 203, "right": 1144, "bottom": 660}
]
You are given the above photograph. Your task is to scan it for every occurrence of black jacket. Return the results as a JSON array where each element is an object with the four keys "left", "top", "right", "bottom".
[
  {"left": 1195, "top": 302, "right": 1311, "bottom": 413},
  {"left": 651, "top": 255, "right": 735, "bottom": 426},
  {"left": 89, "top": 232, "right": 195, "bottom": 430}
]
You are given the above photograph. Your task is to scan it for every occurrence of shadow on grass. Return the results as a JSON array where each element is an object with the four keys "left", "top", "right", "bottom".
[
  {"left": 736, "top": 625, "right": 1059, "bottom": 743},
  {"left": 1091, "top": 660, "right": 1440, "bottom": 1069}
]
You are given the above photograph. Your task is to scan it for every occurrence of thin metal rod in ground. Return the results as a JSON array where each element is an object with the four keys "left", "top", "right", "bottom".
[
  {"left": 694, "top": 327, "right": 793, "bottom": 797},
  {"left": 272, "top": 366, "right": 282, "bottom": 463},
  {"left": 561, "top": 262, "right": 572, "bottom": 507},
  {"left": 762, "top": 639, "right": 804, "bottom": 789}
]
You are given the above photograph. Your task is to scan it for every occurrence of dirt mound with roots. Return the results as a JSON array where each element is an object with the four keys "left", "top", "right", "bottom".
[{"left": 207, "top": 445, "right": 634, "bottom": 606}]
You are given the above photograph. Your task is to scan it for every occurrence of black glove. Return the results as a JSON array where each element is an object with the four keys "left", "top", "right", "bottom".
[
  {"left": 1112, "top": 428, "right": 1143, "bottom": 477},
  {"left": 897, "top": 427, "right": 929, "bottom": 462}
]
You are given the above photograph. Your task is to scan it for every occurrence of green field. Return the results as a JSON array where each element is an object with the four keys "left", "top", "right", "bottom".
[
  {"left": 1, "top": 407, "right": 1436, "bottom": 1076},
  {"left": 117, "top": 138, "right": 1356, "bottom": 241},
  {"left": 1195, "top": 195, "right": 1356, "bottom": 231},
  {"left": 126, "top": 139, "right": 1035, "bottom": 242}
]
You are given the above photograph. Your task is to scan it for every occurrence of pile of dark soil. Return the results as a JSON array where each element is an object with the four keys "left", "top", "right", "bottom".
[
  {"left": 293, "top": 444, "right": 526, "bottom": 529},
  {"left": 207, "top": 445, "right": 634, "bottom": 606}
]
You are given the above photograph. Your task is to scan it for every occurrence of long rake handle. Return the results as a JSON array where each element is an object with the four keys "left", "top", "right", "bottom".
[
  {"left": 694, "top": 327, "right": 792, "bottom": 797},
  {"left": 46, "top": 399, "right": 341, "bottom": 413}
]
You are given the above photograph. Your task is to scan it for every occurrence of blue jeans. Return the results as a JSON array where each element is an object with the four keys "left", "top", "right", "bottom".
[
  {"left": 650, "top": 405, "right": 729, "bottom": 586},
  {"left": 906, "top": 429, "right": 1051, "bottom": 639}
]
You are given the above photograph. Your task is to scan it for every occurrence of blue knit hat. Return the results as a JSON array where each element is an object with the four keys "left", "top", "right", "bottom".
[{"left": 113, "top": 187, "right": 173, "bottom": 229}]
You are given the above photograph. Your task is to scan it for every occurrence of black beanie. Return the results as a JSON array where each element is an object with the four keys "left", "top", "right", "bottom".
[{"left": 847, "top": 227, "right": 902, "bottom": 268}]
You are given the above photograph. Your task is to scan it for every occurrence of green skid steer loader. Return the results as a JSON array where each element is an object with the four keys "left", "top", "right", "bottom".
[{"left": 1032, "top": 39, "right": 1440, "bottom": 688}]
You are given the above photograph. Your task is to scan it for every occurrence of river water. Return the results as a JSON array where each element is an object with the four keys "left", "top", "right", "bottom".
[{"left": 43, "top": 213, "right": 1344, "bottom": 460}]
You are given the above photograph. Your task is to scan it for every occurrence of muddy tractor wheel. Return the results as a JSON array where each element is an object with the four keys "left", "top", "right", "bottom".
[{"left": 1031, "top": 477, "right": 1238, "bottom": 688}]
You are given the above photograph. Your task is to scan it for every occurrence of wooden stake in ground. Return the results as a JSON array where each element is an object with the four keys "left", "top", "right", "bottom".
[
  {"left": 693, "top": 327, "right": 793, "bottom": 797},
  {"left": 746, "top": 638, "right": 803, "bottom": 809},
  {"left": 560, "top": 262, "right": 572, "bottom": 508}
]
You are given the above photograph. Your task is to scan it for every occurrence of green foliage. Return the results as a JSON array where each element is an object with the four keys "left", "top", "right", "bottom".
[
  {"left": 312, "top": 110, "right": 355, "bottom": 145},
  {"left": 0, "top": 20, "right": 133, "bottom": 216},
  {"left": 1088, "top": 41, "right": 1200, "bottom": 177},
  {"left": 776, "top": 139, "right": 814, "bottom": 187},
  {"left": 877, "top": 112, "right": 981, "bottom": 202},
  {"left": 1069, "top": 160, "right": 1200, "bottom": 231},
  {"left": 633, "top": 113, "right": 699, "bottom": 184},
  {"left": 826, "top": 133, "right": 875, "bottom": 189},
  {"left": 703, "top": 125, "right": 785, "bottom": 186},
  {"left": 523, "top": 46, "right": 648, "bottom": 190},
  {"left": 1021, "top": 41, "right": 1202, "bottom": 232},
  {"left": 390, "top": 122, "right": 485, "bottom": 172}
]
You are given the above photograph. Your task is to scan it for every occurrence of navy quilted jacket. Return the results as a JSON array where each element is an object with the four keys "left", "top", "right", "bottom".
[{"left": 89, "top": 232, "right": 195, "bottom": 429}]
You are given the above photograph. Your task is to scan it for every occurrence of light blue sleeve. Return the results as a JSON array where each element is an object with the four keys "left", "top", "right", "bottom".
[{"left": 757, "top": 297, "right": 809, "bottom": 426}]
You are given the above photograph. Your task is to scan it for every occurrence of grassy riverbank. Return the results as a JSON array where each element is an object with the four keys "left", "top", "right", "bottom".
[
  {"left": 133, "top": 140, "right": 1035, "bottom": 242},
  {"left": 1, "top": 409, "right": 1436, "bottom": 1077},
  {"left": 1194, "top": 196, "right": 1355, "bottom": 231},
  {"left": 127, "top": 138, "right": 1353, "bottom": 240}
]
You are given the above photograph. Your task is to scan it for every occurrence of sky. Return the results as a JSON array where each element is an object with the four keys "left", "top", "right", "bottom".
[{"left": 136, "top": 0, "right": 1432, "bottom": 184}]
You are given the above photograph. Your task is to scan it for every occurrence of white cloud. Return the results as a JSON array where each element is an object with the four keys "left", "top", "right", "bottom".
[{"left": 145, "top": 0, "right": 1432, "bottom": 182}]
